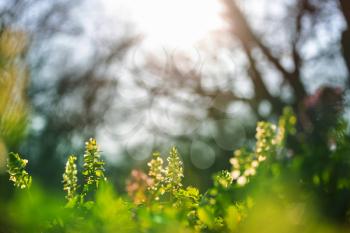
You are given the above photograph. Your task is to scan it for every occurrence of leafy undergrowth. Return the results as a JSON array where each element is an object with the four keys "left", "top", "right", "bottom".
[{"left": 2, "top": 107, "right": 350, "bottom": 233}]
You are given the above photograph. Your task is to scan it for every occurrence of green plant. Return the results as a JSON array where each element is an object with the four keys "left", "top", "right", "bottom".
[
  {"left": 82, "top": 138, "right": 106, "bottom": 196},
  {"left": 7, "top": 152, "right": 32, "bottom": 189},
  {"left": 5, "top": 107, "right": 350, "bottom": 233},
  {"left": 147, "top": 151, "right": 165, "bottom": 199},
  {"left": 164, "top": 146, "right": 184, "bottom": 194},
  {"left": 62, "top": 155, "right": 78, "bottom": 202}
]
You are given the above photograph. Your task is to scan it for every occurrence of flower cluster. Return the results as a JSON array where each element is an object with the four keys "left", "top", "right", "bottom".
[
  {"left": 255, "top": 121, "right": 277, "bottom": 161},
  {"left": 7, "top": 152, "right": 32, "bottom": 189},
  {"left": 4, "top": 108, "right": 306, "bottom": 233},
  {"left": 229, "top": 122, "right": 277, "bottom": 187},
  {"left": 229, "top": 107, "right": 297, "bottom": 187},
  {"left": 164, "top": 146, "right": 184, "bottom": 193},
  {"left": 82, "top": 138, "right": 106, "bottom": 194},
  {"left": 229, "top": 149, "right": 258, "bottom": 186},
  {"left": 127, "top": 147, "right": 184, "bottom": 202},
  {"left": 62, "top": 155, "right": 78, "bottom": 201},
  {"left": 147, "top": 152, "right": 164, "bottom": 194},
  {"left": 214, "top": 170, "right": 232, "bottom": 189},
  {"left": 275, "top": 107, "right": 297, "bottom": 146},
  {"left": 126, "top": 169, "right": 153, "bottom": 204}
]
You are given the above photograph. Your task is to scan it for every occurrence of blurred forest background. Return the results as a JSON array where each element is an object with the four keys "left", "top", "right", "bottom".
[{"left": 0, "top": 0, "right": 350, "bottom": 203}]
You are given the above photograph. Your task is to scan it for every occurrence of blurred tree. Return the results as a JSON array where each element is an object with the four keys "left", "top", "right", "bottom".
[
  {"left": 0, "top": 0, "right": 138, "bottom": 187},
  {"left": 339, "top": 0, "right": 350, "bottom": 83},
  {"left": 128, "top": 0, "right": 349, "bottom": 148}
]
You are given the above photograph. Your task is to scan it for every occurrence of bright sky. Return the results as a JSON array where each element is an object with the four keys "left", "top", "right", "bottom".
[{"left": 101, "top": 0, "right": 225, "bottom": 49}]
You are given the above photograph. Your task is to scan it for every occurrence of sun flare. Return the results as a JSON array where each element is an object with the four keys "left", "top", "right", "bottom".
[{"left": 106, "top": 0, "right": 224, "bottom": 48}]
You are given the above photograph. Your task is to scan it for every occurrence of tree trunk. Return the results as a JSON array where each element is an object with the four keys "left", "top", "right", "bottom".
[{"left": 339, "top": 0, "right": 350, "bottom": 86}]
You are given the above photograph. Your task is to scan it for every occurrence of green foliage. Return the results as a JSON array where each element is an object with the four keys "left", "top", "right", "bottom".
[
  {"left": 276, "top": 107, "right": 297, "bottom": 146},
  {"left": 4, "top": 107, "right": 350, "bottom": 233},
  {"left": 92, "top": 184, "right": 136, "bottom": 233},
  {"left": 7, "top": 152, "right": 32, "bottom": 189}
]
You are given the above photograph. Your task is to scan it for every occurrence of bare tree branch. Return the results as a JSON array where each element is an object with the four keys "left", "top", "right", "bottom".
[
  {"left": 221, "top": 0, "right": 307, "bottom": 101},
  {"left": 241, "top": 44, "right": 284, "bottom": 114}
]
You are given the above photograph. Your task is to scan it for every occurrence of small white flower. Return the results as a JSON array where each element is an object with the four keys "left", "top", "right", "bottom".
[
  {"left": 237, "top": 176, "right": 247, "bottom": 186},
  {"left": 251, "top": 160, "right": 259, "bottom": 168},
  {"left": 230, "top": 158, "right": 238, "bottom": 166},
  {"left": 244, "top": 168, "right": 256, "bottom": 176},
  {"left": 231, "top": 170, "right": 240, "bottom": 180}
]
